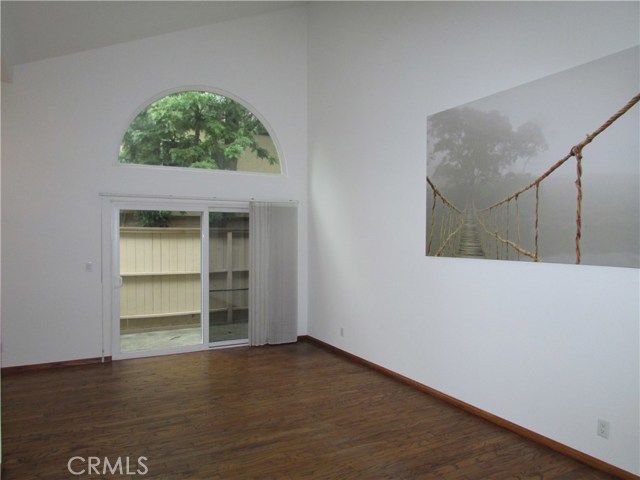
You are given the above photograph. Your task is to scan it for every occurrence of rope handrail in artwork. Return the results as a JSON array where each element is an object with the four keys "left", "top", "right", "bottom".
[
  {"left": 426, "top": 177, "right": 463, "bottom": 213},
  {"left": 426, "top": 177, "right": 465, "bottom": 256},
  {"left": 475, "top": 206, "right": 539, "bottom": 261},
  {"left": 476, "top": 93, "right": 639, "bottom": 264}
]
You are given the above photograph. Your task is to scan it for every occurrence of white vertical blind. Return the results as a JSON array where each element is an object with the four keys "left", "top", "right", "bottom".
[{"left": 249, "top": 202, "right": 298, "bottom": 346}]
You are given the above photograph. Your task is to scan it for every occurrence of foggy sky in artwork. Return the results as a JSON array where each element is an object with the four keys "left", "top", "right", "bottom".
[{"left": 427, "top": 46, "right": 639, "bottom": 268}]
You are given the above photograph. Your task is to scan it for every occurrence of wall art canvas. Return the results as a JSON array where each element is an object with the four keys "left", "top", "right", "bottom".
[{"left": 426, "top": 46, "right": 639, "bottom": 268}]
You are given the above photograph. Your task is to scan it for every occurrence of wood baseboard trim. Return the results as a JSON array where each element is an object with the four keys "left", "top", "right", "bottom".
[
  {"left": 299, "top": 335, "right": 638, "bottom": 480},
  {"left": 2, "top": 356, "right": 112, "bottom": 375}
]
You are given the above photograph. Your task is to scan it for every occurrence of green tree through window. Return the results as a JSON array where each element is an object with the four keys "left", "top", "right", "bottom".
[{"left": 120, "top": 91, "right": 280, "bottom": 173}]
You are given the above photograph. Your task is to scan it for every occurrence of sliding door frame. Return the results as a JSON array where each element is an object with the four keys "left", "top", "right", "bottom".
[
  {"left": 101, "top": 195, "right": 249, "bottom": 360},
  {"left": 207, "top": 206, "right": 251, "bottom": 349}
]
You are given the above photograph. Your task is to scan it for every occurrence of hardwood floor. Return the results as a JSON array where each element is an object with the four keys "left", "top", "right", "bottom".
[{"left": 2, "top": 342, "right": 621, "bottom": 479}]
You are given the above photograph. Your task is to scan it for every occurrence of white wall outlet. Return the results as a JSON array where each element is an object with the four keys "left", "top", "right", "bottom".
[
  {"left": 597, "top": 419, "right": 610, "bottom": 439},
  {"left": 85, "top": 261, "right": 93, "bottom": 272},
  {"left": 340, "top": 327, "right": 344, "bottom": 337}
]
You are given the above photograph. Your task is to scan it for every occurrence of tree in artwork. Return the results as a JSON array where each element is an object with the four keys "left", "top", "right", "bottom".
[{"left": 428, "top": 108, "right": 547, "bottom": 207}]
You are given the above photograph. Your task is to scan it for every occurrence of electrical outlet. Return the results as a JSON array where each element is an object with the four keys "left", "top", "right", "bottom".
[
  {"left": 340, "top": 327, "right": 344, "bottom": 337},
  {"left": 597, "top": 419, "right": 610, "bottom": 439}
]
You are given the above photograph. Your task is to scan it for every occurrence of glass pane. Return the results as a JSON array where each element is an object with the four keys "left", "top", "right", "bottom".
[
  {"left": 119, "top": 210, "right": 202, "bottom": 353},
  {"left": 119, "top": 91, "right": 281, "bottom": 174},
  {"left": 209, "top": 212, "right": 249, "bottom": 344}
]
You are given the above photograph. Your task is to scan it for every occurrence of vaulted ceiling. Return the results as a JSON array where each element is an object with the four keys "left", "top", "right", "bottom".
[{"left": 1, "top": 1, "right": 300, "bottom": 82}]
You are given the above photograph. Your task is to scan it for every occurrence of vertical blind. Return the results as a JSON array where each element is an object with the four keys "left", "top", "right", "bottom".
[{"left": 248, "top": 202, "right": 298, "bottom": 346}]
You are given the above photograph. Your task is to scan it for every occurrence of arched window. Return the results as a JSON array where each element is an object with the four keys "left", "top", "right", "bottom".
[{"left": 119, "top": 90, "right": 281, "bottom": 174}]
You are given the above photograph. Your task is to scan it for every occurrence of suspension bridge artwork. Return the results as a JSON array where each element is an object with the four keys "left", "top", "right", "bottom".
[{"left": 426, "top": 47, "right": 639, "bottom": 268}]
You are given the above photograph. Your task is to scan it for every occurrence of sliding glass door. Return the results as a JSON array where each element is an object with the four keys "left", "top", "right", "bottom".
[
  {"left": 109, "top": 201, "right": 251, "bottom": 358},
  {"left": 208, "top": 212, "right": 250, "bottom": 345},
  {"left": 118, "top": 209, "right": 203, "bottom": 354}
]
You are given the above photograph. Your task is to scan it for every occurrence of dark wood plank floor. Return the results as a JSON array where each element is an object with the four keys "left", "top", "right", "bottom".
[{"left": 2, "top": 342, "right": 620, "bottom": 479}]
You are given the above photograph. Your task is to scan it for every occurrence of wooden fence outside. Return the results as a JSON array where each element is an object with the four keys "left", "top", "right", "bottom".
[{"left": 120, "top": 225, "right": 249, "bottom": 332}]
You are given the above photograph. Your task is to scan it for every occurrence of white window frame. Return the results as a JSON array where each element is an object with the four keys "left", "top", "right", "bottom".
[{"left": 116, "top": 88, "right": 286, "bottom": 177}]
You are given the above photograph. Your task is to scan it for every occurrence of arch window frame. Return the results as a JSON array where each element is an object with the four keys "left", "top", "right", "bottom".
[{"left": 115, "top": 86, "right": 285, "bottom": 177}]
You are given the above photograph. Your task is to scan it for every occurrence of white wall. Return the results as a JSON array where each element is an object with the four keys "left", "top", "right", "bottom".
[
  {"left": 307, "top": 1, "right": 639, "bottom": 475},
  {"left": 1, "top": 7, "right": 308, "bottom": 366},
  {"left": 2, "top": 0, "right": 639, "bottom": 475}
]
